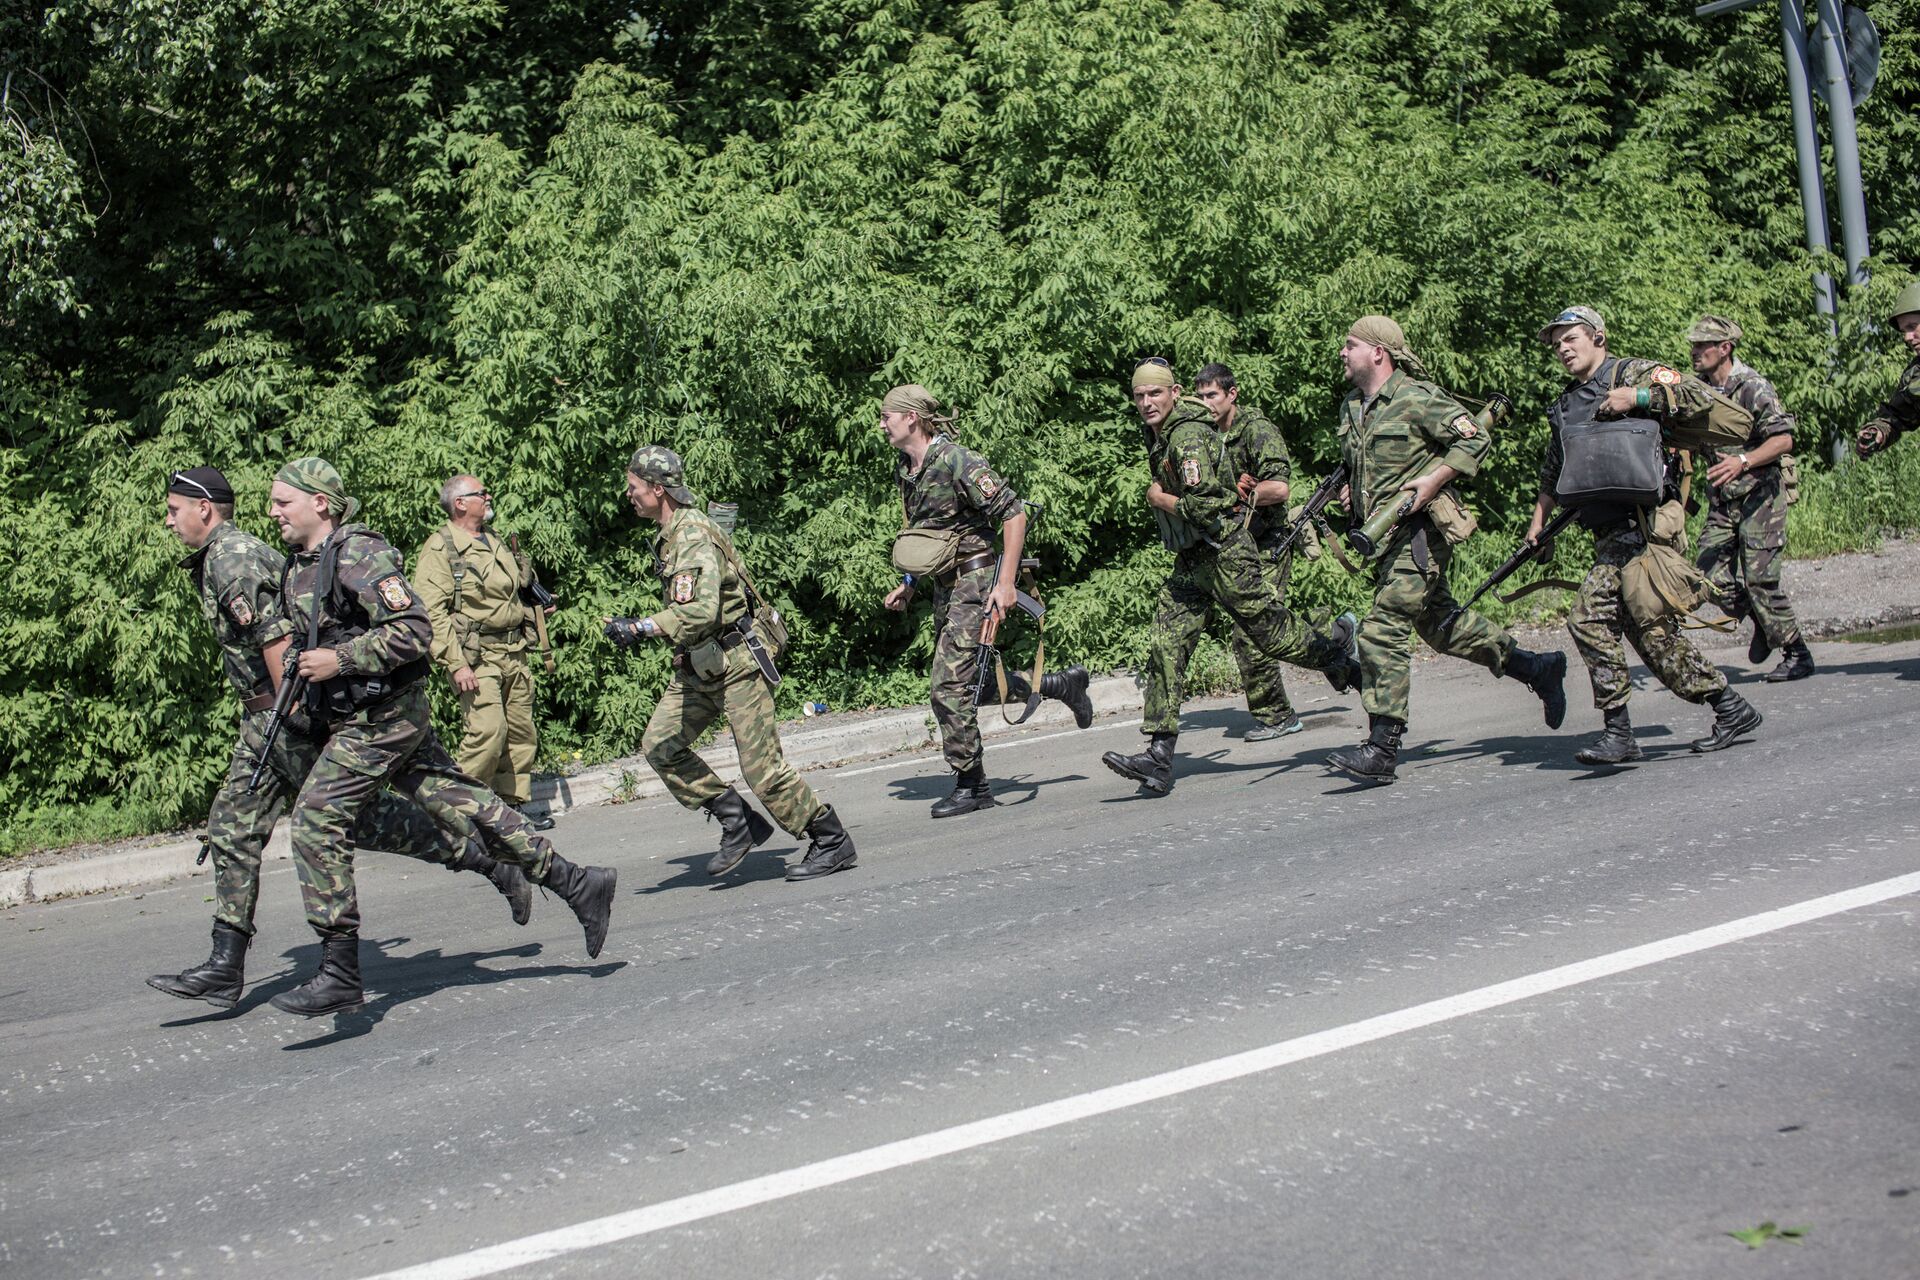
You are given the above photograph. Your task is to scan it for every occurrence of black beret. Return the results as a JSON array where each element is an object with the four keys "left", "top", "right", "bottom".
[{"left": 167, "top": 466, "right": 235, "bottom": 504}]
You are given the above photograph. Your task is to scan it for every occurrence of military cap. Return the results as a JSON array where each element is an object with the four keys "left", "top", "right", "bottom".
[
  {"left": 627, "top": 444, "right": 696, "bottom": 504},
  {"left": 1685, "top": 314, "right": 1743, "bottom": 344},
  {"left": 168, "top": 466, "right": 235, "bottom": 505},
  {"left": 1537, "top": 305, "right": 1606, "bottom": 346},
  {"left": 273, "top": 456, "right": 360, "bottom": 520},
  {"left": 1892, "top": 280, "right": 1920, "bottom": 326}
]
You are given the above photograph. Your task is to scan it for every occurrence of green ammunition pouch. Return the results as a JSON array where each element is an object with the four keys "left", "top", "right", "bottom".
[
  {"left": 1781, "top": 452, "right": 1800, "bottom": 506},
  {"left": 1152, "top": 507, "right": 1206, "bottom": 553},
  {"left": 1621, "top": 503, "right": 1721, "bottom": 630},
  {"left": 891, "top": 526, "right": 964, "bottom": 578},
  {"left": 684, "top": 637, "right": 729, "bottom": 680},
  {"left": 1423, "top": 486, "right": 1479, "bottom": 546},
  {"left": 1665, "top": 388, "right": 1756, "bottom": 454}
]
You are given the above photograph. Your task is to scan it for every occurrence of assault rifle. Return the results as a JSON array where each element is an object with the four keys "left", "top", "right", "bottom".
[
  {"left": 972, "top": 557, "right": 1048, "bottom": 710},
  {"left": 1439, "top": 506, "right": 1580, "bottom": 637},
  {"left": 246, "top": 645, "right": 308, "bottom": 795},
  {"left": 1266, "top": 464, "right": 1348, "bottom": 564}
]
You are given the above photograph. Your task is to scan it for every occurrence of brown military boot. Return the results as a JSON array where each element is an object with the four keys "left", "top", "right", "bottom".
[{"left": 147, "top": 922, "right": 249, "bottom": 1010}]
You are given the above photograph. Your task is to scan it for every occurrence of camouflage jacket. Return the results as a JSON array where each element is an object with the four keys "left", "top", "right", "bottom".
[
  {"left": 280, "top": 522, "right": 433, "bottom": 679},
  {"left": 1863, "top": 356, "right": 1920, "bottom": 449},
  {"left": 180, "top": 520, "right": 296, "bottom": 700},
  {"left": 648, "top": 506, "right": 751, "bottom": 648},
  {"left": 1705, "top": 359, "right": 1794, "bottom": 506},
  {"left": 1149, "top": 398, "right": 1242, "bottom": 542},
  {"left": 1338, "top": 370, "right": 1485, "bottom": 522},
  {"left": 1225, "top": 405, "right": 1292, "bottom": 543},
  {"left": 1539, "top": 355, "right": 1718, "bottom": 494},
  {"left": 414, "top": 522, "right": 534, "bottom": 669},
  {"left": 896, "top": 435, "right": 1020, "bottom": 559}
]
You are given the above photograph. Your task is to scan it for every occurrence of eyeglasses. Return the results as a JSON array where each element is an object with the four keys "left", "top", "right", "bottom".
[
  {"left": 455, "top": 490, "right": 491, "bottom": 501},
  {"left": 170, "top": 472, "right": 217, "bottom": 502}
]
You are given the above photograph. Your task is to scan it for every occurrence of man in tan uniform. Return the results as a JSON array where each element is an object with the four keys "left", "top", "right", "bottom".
[{"left": 416, "top": 475, "right": 555, "bottom": 828}]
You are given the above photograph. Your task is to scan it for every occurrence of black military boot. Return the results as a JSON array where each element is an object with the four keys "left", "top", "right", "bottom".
[
  {"left": 1575, "top": 706, "right": 1643, "bottom": 766},
  {"left": 787, "top": 805, "right": 857, "bottom": 880},
  {"left": 704, "top": 786, "right": 775, "bottom": 875},
  {"left": 931, "top": 765, "right": 993, "bottom": 818},
  {"left": 538, "top": 854, "right": 618, "bottom": 957},
  {"left": 147, "top": 922, "right": 249, "bottom": 1010},
  {"left": 1320, "top": 612, "right": 1364, "bottom": 694},
  {"left": 1765, "top": 638, "right": 1814, "bottom": 683},
  {"left": 1102, "top": 732, "right": 1176, "bottom": 795},
  {"left": 269, "top": 930, "right": 364, "bottom": 1017},
  {"left": 1505, "top": 646, "right": 1569, "bottom": 730},
  {"left": 1692, "top": 687, "right": 1763, "bottom": 753},
  {"left": 1326, "top": 715, "right": 1404, "bottom": 784},
  {"left": 1042, "top": 664, "right": 1095, "bottom": 729},
  {"left": 452, "top": 837, "right": 532, "bottom": 926}
]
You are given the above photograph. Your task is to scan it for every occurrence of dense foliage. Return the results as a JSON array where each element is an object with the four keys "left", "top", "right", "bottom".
[{"left": 4, "top": 0, "right": 1918, "bottom": 847}]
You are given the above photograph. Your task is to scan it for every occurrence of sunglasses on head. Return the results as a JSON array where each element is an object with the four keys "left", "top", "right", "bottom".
[{"left": 170, "top": 472, "right": 217, "bottom": 502}]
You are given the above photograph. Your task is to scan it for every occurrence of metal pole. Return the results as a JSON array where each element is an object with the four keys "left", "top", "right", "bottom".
[
  {"left": 1813, "top": 0, "right": 1870, "bottom": 286},
  {"left": 1778, "top": 0, "right": 1836, "bottom": 315}
]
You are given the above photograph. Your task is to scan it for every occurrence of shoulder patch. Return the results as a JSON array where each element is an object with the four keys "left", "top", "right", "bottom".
[
  {"left": 377, "top": 576, "right": 412, "bottom": 610},
  {"left": 1181, "top": 457, "right": 1201, "bottom": 487},
  {"left": 223, "top": 593, "right": 254, "bottom": 628},
  {"left": 975, "top": 470, "right": 1001, "bottom": 499},
  {"left": 1651, "top": 366, "right": 1681, "bottom": 386},
  {"left": 672, "top": 571, "right": 698, "bottom": 604},
  {"left": 1451, "top": 413, "right": 1478, "bottom": 439}
]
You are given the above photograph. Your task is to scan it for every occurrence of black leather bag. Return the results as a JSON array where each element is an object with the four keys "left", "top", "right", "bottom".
[{"left": 1554, "top": 417, "right": 1664, "bottom": 509}]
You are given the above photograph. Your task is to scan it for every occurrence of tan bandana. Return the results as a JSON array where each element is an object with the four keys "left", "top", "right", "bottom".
[
  {"left": 881, "top": 384, "right": 953, "bottom": 423},
  {"left": 1347, "top": 315, "right": 1426, "bottom": 377},
  {"left": 1131, "top": 361, "right": 1177, "bottom": 390}
]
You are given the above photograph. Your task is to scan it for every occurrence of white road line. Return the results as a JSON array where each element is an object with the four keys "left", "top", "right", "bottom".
[
  {"left": 825, "top": 717, "right": 1140, "bottom": 779},
  {"left": 361, "top": 870, "right": 1920, "bottom": 1280}
]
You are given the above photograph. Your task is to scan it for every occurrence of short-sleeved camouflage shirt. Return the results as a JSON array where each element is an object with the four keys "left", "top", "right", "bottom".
[{"left": 896, "top": 435, "right": 1021, "bottom": 559}]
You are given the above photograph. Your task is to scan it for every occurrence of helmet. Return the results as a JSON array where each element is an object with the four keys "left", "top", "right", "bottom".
[{"left": 1891, "top": 280, "right": 1920, "bottom": 325}]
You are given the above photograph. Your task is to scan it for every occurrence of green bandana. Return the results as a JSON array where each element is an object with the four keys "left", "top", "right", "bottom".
[{"left": 273, "top": 457, "right": 360, "bottom": 521}]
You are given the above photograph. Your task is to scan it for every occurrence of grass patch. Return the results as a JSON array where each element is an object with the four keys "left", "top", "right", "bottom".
[{"left": 0, "top": 796, "right": 181, "bottom": 861}]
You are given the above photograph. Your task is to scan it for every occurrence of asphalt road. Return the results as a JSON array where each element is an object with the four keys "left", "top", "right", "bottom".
[{"left": 3, "top": 637, "right": 1917, "bottom": 1279}]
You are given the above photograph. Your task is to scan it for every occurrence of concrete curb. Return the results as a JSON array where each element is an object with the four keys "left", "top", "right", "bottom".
[{"left": 0, "top": 675, "right": 1147, "bottom": 909}]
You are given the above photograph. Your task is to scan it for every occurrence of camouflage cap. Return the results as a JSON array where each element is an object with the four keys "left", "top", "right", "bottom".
[
  {"left": 1537, "top": 305, "right": 1606, "bottom": 346},
  {"left": 1686, "top": 313, "right": 1743, "bottom": 344},
  {"left": 627, "top": 444, "right": 695, "bottom": 504},
  {"left": 273, "top": 456, "right": 360, "bottom": 520},
  {"left": 1891, "top": 279, "right": 1920, "bottom": 325}
]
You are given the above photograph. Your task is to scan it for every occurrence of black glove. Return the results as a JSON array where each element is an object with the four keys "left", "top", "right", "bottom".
[{"left": 603, "top": 617, "right": 650, "bottom": 648}]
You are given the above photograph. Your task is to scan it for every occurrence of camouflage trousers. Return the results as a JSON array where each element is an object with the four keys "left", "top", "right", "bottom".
[
  {"left": 1696, "top": 475, "right": 1801, "bottom": 648},
  {"left": 204, "top": 708, "right": 460, "bottom": 935},
  {"left": 1359, "top": 526, "right": 1512, "bottom": 723},
  {"left": 291, "top": 685, "right": 556, "bottom": 934},
  {"left": 643, "top": 646, "right": 824, "bottom": 835},
  {"left": 1570, "top": 527, "right": 1727, "bottom": 712},
  {"left": 1224, "top": 547, "right": 1296, "bottom": 726},
  {"left": 1141, "top": 533, "right": 1347, "bottom": 737},
  {"left": 455, "top": 647, "right": 537, "bottom": 805},
  {"left": 926, "top": 562, "right": 1051, "bottom": 772}
]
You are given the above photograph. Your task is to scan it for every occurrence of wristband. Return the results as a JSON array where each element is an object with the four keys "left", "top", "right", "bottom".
[
  {"left": 1635, "top": 387, "right": 1651, "bottom": 410},
  {"left": 901, "top": 574, "right": 916, "bottom": 588}
]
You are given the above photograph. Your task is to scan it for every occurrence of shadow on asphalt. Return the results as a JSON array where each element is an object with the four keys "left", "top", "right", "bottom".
[
  {"left": 639, "top": 848, "right": 797, "bottom": 894},
  {"left": 885, "top": 770, "right": 1088, "bottom": 808},
  {"left": 151, "top": 937, "right": 625, "bottom": 1044}
]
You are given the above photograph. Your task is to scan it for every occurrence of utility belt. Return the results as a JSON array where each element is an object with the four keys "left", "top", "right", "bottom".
[
  {"left": 935, "top": 551, "right": 999, "bottom": 587},
  {"left": 305, "top": 655, "right": 431, "bottom": 725},
  {"left": 674, "top": 615, "right": 780, "bottom": 685},
  {"left": 241, "top": 690, "right": 276, "bottom": 714}
]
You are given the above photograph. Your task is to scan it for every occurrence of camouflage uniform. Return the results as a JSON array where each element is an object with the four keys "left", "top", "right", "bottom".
[
  {"left": 640, "top": 506, "right": 825, "bottom": 834},
  {"left": 898, "top": 435, "right": 1022, "bottom": 773},
  {"left": 1543, "top": 356, "right": 1727, "bottom": 711},
  {"left": 1693, "top": 359, "right": 1802, "bottom": 649},
  {"left": 184, "top": 520, "right": 459, "bottom": 936},
  {"left": 1858, "top": 356, "right": 1920, "bottom": 451},
  {"left": 1140, "top": 399, "right": 1351, "bottom": 736},
  {"left": 415, "top": 523, "right": 542, "bottom": 804},
  {"left": 1339, "top": 371, "right": 1514, "bottom": 722},
  {"left": 281, "top": 524, "right": 556, "bottom": 933},
  {"left": 1221, "top": 406, "right": 1297, "bottom": 727}
]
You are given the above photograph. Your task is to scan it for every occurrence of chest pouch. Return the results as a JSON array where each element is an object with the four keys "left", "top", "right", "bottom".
[
  {"left": 891, "top": 526, "right": 964, "bottom": 577},
  {"left": 1555, "top": 418, "right": 1665, "bottom": 509}
]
